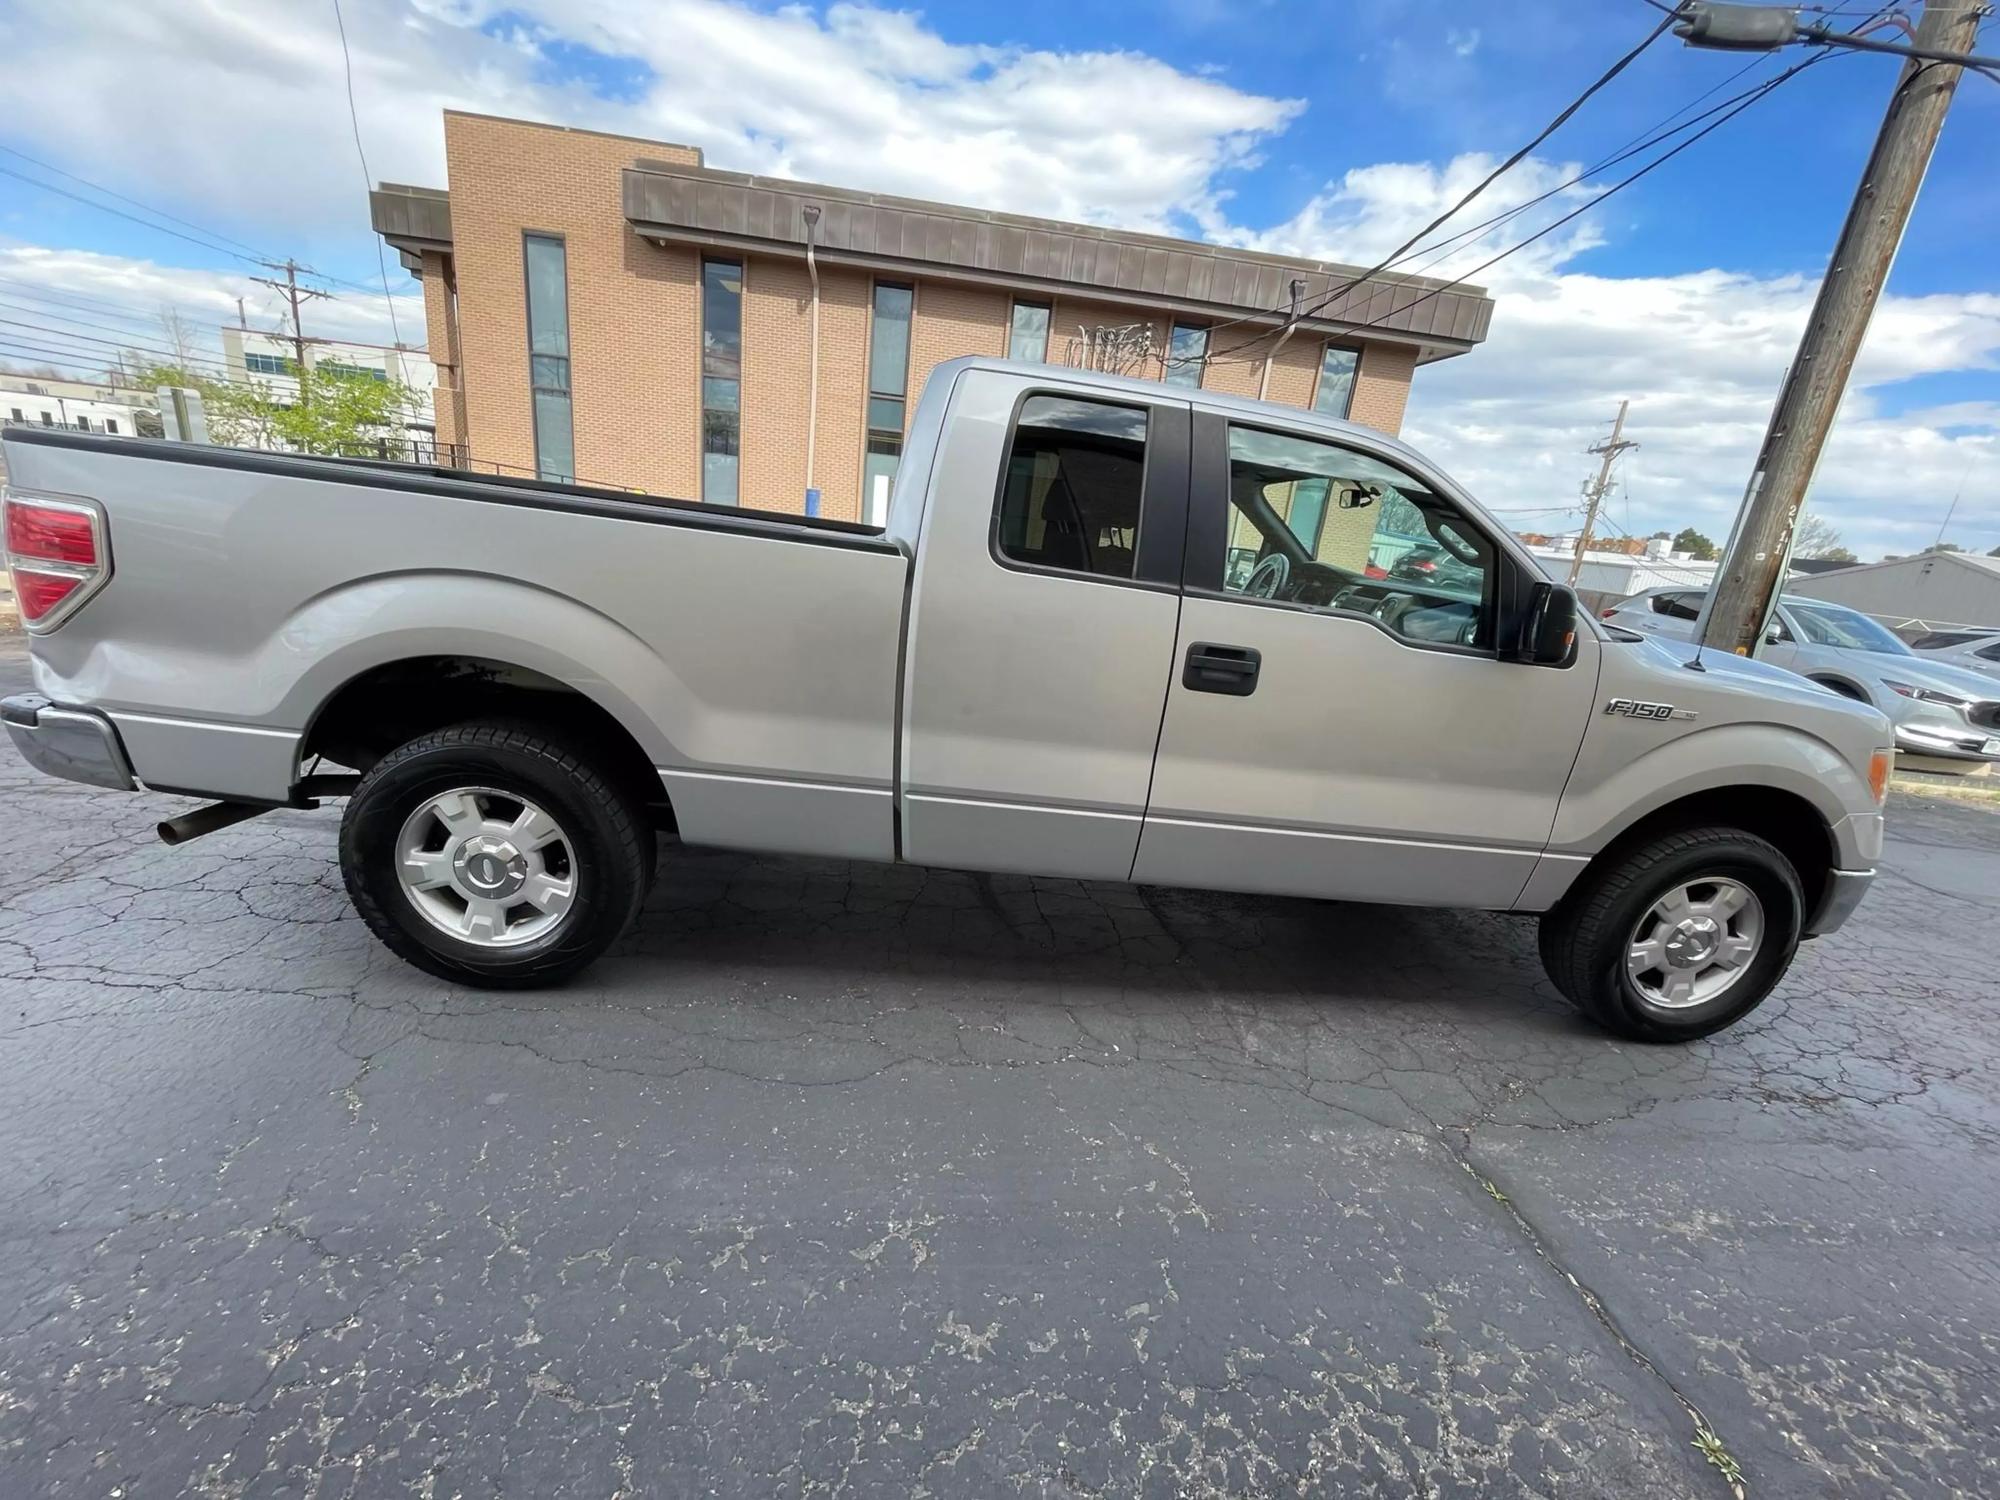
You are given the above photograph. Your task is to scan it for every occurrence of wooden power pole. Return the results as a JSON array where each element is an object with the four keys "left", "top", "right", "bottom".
[
  {"left": 1699, "top": 0, "right": 1982, "bottom": 656},
  {"left": 249, "top": 259, "right": 330, "bottom": 409},
  {"left": 1568, "top": 400, "right": 1637, "bottom": 586}
]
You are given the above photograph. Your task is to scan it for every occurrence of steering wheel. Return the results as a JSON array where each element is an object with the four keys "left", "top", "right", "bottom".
[{"left": 1244, "top": 553, "right": 1292, "bottom": 600}]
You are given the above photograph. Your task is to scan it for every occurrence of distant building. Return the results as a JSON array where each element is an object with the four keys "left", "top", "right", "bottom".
[
  {"left": 371, "top": 111, "right": 1496, "bottom": 518},
  {"left": 218, "top": 327, "right": 438, "bottom": 454},
  {"left": 1790, "top": 550, "right": 2000, "bottom": 632},
  {"left": 1526, "top": 543, "right": 1719, "bottom": 604},
  {"left": 0, "top": 371, "right": 156, "bottom": 437}
]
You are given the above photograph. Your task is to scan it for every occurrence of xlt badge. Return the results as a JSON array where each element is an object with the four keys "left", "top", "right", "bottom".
[{"left": 1604, "top": 698, "right": 1697, "bottom": 722}]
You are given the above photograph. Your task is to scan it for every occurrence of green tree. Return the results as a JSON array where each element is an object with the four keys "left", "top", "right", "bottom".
[
  {"left": 1925, "top": 541, "right": 1965, "bottom": 555},
  {"left": 1817, "top": 546, "right": 1858, "bottom": 564},
  {"left": 131, "top": 356, "right": 414, "bottom": 458},
  {"left": 1672, "top": 527, "right": 1718, "bottom": 560}
]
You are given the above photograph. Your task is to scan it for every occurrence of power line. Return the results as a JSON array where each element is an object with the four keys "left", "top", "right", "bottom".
[
  {"left": 0, "top": 335, "right": 230, "bottom": 382},
  {"left": 0, "top": 164, "right": 274, "bottom": 267},
  {"left": 1221, "top": 55, "right": 1824, "bottom": 363},
  {"left": 0, "top": 275, "right": 226, "bottom": 326},
  {"left": 331, "top": 0, "right": 405, "bottom": 348},
  {"left": 1379, "top": 56, "right": 1821, "bottom": 291},
  {"left": 0, "top": 151, "right": 403, "bottom": 300},
  {"left": 1200, "top": 8, "right": 1679, "bottom": 365},
  {"left": 0, "top": 318, "right": 244, "bottom": 377},
  {"left": 0, "top": 143, "right": 279, "bottom": 262}
]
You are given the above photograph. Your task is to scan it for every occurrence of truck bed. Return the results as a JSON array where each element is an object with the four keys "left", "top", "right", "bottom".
[{"left": 1, "top": 428, "right": 912, "bottom": 859}]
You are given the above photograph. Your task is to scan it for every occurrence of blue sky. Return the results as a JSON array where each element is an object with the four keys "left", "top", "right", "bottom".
[{"left": 0, "top": 0, "right": 1994, "bottom": 558}]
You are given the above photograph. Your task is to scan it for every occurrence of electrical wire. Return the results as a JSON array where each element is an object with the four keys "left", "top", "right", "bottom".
[
  {"left": 0, "top": 298, "right": 250, "bottom": 372},
  {"left": 331, "top": 0, "right": 404, "bottom": 349},
  {"left": 0, "top": 143, "right": 280, "bottom": 263},
  {"left": 1374, "top": 56, "right": 1812, "bottom": 292},
  {"left": 0, "top": 165, "right": 273, "bottom": 267},
  {"left": 0, "top": 152, "right": 402, "bottom": 299},
  {"left": 0, "top": 318, "right": 245, "bottom": 378},
  {"left": 1193, "top": 9, "right": 1680, "bottom": 361},
  {"left": 1229, "top": 55, "right": 1825, "bottom": 361}
]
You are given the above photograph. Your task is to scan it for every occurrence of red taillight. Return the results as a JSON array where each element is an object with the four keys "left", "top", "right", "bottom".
[
  {"left": 12, "top": 567, "right": 86, "bottom": 621},
  {"left": 1412, "top": 558, "right": 1436, "bottom": 572},
  {"left": 1601, "top": 607, "right": 1619, "bottom": 619},
  {"left": 3, "top": 492, "right": 109, "bottom": 630},
  {"left": 4, "top": 499, "right": 97, "bottom": 564}
]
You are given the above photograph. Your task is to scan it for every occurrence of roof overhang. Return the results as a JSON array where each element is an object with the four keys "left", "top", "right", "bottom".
[
  {"left": 622, "top": 165, "right": 1491, "bottom": 364},
  {"left": 370, "top": 184, "right": 453, "bottom": 280}
]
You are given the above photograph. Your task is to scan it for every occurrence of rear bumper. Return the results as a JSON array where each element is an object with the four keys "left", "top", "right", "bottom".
[
  {"left": 1, "top": 694, "right": 138, "bottom": 791},
  {"left": 1804, "top": 867, "right": 1874, "bottom": 937}
]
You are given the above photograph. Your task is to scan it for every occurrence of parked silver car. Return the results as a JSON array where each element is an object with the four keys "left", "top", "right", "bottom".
[
  {"left": 1605, "top": 588, "right": 2000, "bottom": 762},
  {"left": 1911, "top": 627, "right": 2000, "bottom": 683}
]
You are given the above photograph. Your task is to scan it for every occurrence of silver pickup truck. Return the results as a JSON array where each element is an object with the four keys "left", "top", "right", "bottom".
[{"left": 3, "top": 358, "right": 1891, "bottom": 1041}]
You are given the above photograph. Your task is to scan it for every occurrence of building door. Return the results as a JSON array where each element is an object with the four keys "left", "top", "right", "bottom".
[
  {"left": 1133, "top": 412, "right": 1599, "bottom": 908},
  {"left": 899, "top": 370, "right": 1190, "bottom": 880}
]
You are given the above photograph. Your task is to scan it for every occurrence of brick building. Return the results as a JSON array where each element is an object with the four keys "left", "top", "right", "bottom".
[{"left": 371, "top": 112, "right": 1494, "bottom": 523}]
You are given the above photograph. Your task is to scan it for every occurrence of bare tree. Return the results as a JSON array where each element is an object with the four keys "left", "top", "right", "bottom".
[
  {"left": 1791, "top": 510, "right": 1848, "bottom": 560},
  {"left": 157, "top": 308, "right": 202, "bottom": 371}
]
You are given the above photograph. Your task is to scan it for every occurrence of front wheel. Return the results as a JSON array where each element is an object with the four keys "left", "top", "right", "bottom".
[
  {"left": 1539, "top": 827, "right": 1804, "bottom": 1042},
  {"left": 339, "top": 720, "right": 653, "bottom": 987}
]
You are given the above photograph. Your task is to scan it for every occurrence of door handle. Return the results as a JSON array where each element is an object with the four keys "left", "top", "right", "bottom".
[{"left": 1184, "top": 642, "right": 1260, "bottom": 696}]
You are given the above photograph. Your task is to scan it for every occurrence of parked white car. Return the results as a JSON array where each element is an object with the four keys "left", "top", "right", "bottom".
[
  {"left": 1604, "top": 588, "right": 2000, "bottom": 762},
  {"left": 1911, "top": 627, "right": 2000, "bottom": 683}
]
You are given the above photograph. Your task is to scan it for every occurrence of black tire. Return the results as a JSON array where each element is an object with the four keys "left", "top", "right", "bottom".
[
  {"left": 1539, "top": 826, "right": 1804, "bottom": 1042},
  {"left": 339, "top": 720, "right": 652, "bottom": 988}
]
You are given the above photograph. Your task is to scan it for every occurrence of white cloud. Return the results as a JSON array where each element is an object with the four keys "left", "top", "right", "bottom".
[
  {"left": 0, "top": 1, "right": 1991, "bottom": 560},
  {"left": 0, "top": 0, "right": 1298, "bottom": 237},
  {"left": 0, "top": 245, "right": 422, "bottom": 380},
  {"left": 1231, "top": 155, "right": 2000, "bottom": 562}
]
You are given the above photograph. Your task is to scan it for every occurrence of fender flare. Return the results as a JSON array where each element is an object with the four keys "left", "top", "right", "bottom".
[{"left": 268, "top": 570, "right": 687, "bottom": 766}]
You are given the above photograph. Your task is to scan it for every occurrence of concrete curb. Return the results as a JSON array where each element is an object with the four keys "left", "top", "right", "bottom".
[{"left": 1892, "top": 773, "right": 2000, "bottom": 804}]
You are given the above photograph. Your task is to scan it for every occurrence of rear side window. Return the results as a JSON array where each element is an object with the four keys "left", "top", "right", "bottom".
[
  {"left": 1652, "top": 591, "right": 1704, "bottom": 621},
  {"left": 996, "top": 396, "right": 1147, "bottom": 580},
  {"left": 1976, "top": 640, "right": 2000, "bottom": 662}
]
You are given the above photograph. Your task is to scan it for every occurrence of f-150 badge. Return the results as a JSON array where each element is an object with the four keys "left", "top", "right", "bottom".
[{"left": 1604, "top": 698, "right": 1697, "bottom": 722}]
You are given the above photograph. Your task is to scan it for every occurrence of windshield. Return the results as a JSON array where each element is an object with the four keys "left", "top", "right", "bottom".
[{"left": 1785, "top": 600, "right": 1912, "bottom": 655}]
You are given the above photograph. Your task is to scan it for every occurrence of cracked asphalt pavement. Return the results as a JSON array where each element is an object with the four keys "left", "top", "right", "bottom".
[{"left": 2, "top": 632, "right": 1997, "bottom": 1497}]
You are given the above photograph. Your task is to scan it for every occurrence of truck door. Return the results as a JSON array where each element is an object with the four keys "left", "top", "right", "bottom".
[
  {"left": 900, "top": 372, "right": 1190, "bottom": 880},
  {"left": 1133, "top": 411, "right": 1600, "bottom": 909}
]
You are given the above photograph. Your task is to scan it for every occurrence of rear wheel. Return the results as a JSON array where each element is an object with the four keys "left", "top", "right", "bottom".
[
  {"left": 1539, "top": 826, "right": 1803, "bottom": 1042},
  {"left": 339, "top": 720, "right": 652, "bottom": 987}
]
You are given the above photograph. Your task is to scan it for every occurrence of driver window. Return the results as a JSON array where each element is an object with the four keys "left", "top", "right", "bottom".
[{"left": 1219, "top": 425, "right": 1493, "bottom": 648}]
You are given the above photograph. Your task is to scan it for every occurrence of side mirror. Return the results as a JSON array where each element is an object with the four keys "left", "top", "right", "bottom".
[
  {"left": 1765, "top": 624, "right": 1784, "bottom": 645},
  {"left": 1513, "top": 580, "right": 1578, "bottom": 665}
]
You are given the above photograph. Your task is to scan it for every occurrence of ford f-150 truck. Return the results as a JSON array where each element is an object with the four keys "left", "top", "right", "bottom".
[{"left": 2, "top": 358, "right": 1892, "bottom": 1040}]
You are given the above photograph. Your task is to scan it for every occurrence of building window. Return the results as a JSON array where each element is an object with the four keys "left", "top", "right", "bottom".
[
  {"left": 863, "top": 282, "right": 913, "bottom": 526},
  {"left": 1164, "top": 322, "right": 1208, "bottom": 388},
  {"left": 1009, "top": 301, "right": 1051, "bottom": 363},
  {"left": 7, "top": 408, "right": 20, "bottom": 422},
  {"left": 245, "top": 352, "right": 291, "bottom": 376},
  {"left": 106, "top": 419, "right": 118, "bottom": 435},
  {"left": 701, "top": 259, "right": 743, "bottom": 506},
  {"left": 1314, "top": 346, "right": 1359, "bottom": 418},
  {"left": 40, "top": 411, "right": 52, "bottom": 425},
  {"left": 523, "top": 233, "right": 574, "bottom": 483},
  {"left": 320, "top": 361, "right": 387, "bottom": 383},
  {"left": 996, "top": 396, "right": 1148, "bottom": 580}
]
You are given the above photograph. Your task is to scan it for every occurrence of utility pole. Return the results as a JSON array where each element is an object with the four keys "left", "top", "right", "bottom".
[
  {"left": 249, "top": 259, "right": 330, "bottom": 408},
  {"left": 1698, "top": 0, "right": 1983, "bottom": 656},
  {"left": 1568, "top": 400, "right": 1637, "bottom": 586}
]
